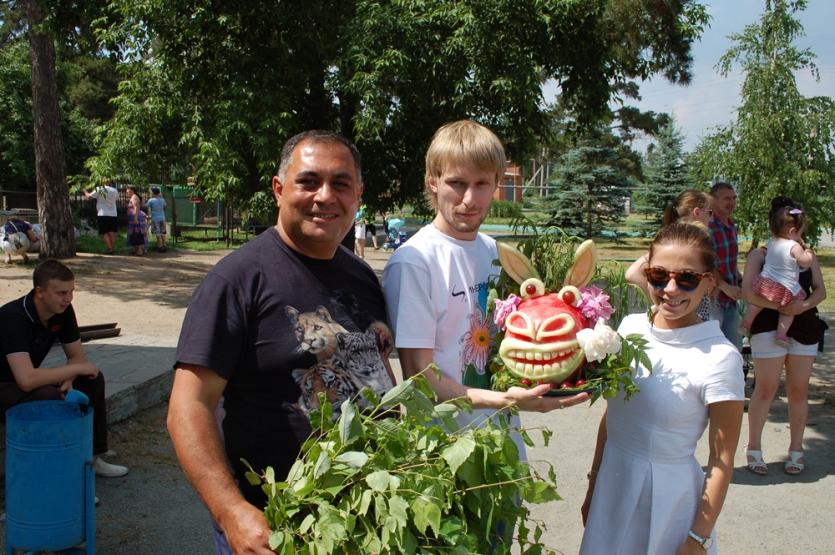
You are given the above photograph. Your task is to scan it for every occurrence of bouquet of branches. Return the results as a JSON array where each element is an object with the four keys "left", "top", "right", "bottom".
[
  {"left": 248, "top": 366, "right": 564, "bottom": 555},
  {"left": 488, "top": 227, "right": 650, "bottom": 402}
]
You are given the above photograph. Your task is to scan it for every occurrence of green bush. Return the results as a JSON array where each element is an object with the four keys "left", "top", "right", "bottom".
[{"left": 489, "top": 200, "right": 523, "bottom": 219}]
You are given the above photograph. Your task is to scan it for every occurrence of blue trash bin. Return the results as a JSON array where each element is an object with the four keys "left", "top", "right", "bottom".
[{"left": 5, "top": 399, "right": 95, "bottom": 554}]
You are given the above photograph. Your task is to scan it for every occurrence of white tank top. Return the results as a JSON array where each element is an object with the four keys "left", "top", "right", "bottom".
[{"left": 761, "top": 237, "right": 801, "bottom": 295}]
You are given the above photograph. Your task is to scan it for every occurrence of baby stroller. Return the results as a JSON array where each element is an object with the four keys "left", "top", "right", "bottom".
[{"left": 383, "top": 218, "right": 407, "bottom": 250}]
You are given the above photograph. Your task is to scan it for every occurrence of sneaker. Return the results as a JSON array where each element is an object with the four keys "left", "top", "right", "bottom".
[{"left": 94, "top": 457, "right": 129, "bottom": 477}]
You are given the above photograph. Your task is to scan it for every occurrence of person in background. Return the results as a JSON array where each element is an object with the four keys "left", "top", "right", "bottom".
[
  {"left": 2, "top": 217, "right": 40, "bottom": 264},
  {"left": 709, "top": 181, "right": 743, "bottom": 350},
  {"left": 742, "top": 196, "right": 826, "bottom": 477},
  {"left": 125, "top": 186, "right": 147, "bottom": 256},
  {"left": 741, "top": 203, "right": 815, "bottom": 344},
  {"left": 626, "top": 189, "right": 713, "bottom": 296},
  {"left": 84, "top": 181, "right": 118, "bottom": 254},
  {"left": 354, "top": 203, "right": 367, "bottom": 258},
  {"left": 0, "top": 259, "right": 129, "bottom": 478},
  {"left": 146, "top": 187, "right": 168, "bottom": 252},
  {"left": 581, "top": 223, "right": 743, "bottom": 555},
  {"left": 365, "top": 214, "right": 379, "bottom": 250}
]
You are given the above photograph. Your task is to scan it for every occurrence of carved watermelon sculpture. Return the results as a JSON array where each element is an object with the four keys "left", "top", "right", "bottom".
[{"left": 496, "top": 240, "right": 597, "bottom": 386}]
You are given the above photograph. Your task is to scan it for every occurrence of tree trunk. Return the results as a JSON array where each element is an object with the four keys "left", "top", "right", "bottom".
[{"left": 27, "top": 0, "right": 75, "bottom": 259}]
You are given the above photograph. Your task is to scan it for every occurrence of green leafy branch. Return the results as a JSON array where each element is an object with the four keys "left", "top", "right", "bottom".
[{"left": 247, "top": 366, "right": 563, "bottom": 554}]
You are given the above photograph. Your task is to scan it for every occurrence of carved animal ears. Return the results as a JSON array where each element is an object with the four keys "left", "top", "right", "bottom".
[
  {"left": 563, "top": 239, "right": 597, "bottom": 288},
  {"left": 496, "top": 239, "right": 597, "bottom": 289}
]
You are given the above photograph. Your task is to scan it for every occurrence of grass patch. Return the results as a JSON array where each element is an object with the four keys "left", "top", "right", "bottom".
[{"left": 75, "top": 228, "right": 251, "bottom": 254}]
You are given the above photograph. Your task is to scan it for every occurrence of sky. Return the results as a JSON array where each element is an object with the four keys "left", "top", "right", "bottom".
[{"left": 629, "top": 0, "right": 835, "bottom": 151}]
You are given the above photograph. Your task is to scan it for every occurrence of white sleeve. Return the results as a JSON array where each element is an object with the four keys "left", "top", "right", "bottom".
[
  {"left": 702, "top": 347, "right": 745, "bottom": 405},
  {"left": 382, "top": 256, "right": 437, "bottom": 350}
]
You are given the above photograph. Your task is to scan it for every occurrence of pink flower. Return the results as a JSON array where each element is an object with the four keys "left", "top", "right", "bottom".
[
  {"left": 493, "top": 294, "right": 521, "bottom": 330},
  {"left": 462, "top": 309, "right": 491, "bottom": 373},
  {"left": 578, "top": 286, "right": 614, "bottom": 326}
]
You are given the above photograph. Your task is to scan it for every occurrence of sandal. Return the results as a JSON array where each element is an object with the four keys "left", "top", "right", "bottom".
[
  {"left": 785, "top": 451, "right": 804, "bottom": 475},
  {"left": 746, "top": 449, "right": 768, "bottom": 475}
]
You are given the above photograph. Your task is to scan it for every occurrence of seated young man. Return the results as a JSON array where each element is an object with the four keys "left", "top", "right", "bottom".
[{"left": 0, "top": 259, "right": 127, "bottom": 477}]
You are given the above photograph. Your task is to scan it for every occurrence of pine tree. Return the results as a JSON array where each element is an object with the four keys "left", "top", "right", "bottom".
[
  {"left": 634, "top": 118, "right": 690, "bottom": 231},
  {"left": 542, "top": 131, "right": 634, "bottom": 239}
]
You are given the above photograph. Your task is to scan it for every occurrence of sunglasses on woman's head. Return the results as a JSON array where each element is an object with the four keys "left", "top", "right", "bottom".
[{"left": 643, "top": 267, "right": 711, "bottom": 292}]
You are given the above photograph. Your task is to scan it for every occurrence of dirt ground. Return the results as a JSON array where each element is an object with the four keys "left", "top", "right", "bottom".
[
  {"left": 0, "top": 249, "right": 230, "bottom": 338},
  {"left": 2, "top": 247, "right": 834, "bottom": 553}
]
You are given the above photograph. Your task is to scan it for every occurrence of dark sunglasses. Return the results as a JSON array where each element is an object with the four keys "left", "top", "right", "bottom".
[{"left": 643, "top": 267, "right": 711, "bottom": 292}]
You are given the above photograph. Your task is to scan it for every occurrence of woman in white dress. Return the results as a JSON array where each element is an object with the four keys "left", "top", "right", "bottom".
[{"left": 580, "top": 223, "right": 744, "bottom": 554}]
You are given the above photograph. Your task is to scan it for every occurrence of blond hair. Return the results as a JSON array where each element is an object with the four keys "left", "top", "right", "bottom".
[{"left": 424, "top": 120, "right": 506, "bottom": 209}]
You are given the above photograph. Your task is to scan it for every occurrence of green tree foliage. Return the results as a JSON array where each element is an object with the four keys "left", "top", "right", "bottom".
[
  {"left": 0, "top": 39, "right": 35, "bottom": 190},
  {"left": 690, "top": 0, "right": 835, "bottom": 245},
  {"left": 0, "top": 1, "right": 119, "bottom": 190},
  {"left": 634, "top": 118, "right": 691, "bottom": 230},
  {"left": 91, "top": 0, "right": 710, "bottom": 212},
  {"left": 0, "top": 0, "right": 120, "bottom": 257},
  {"left": 537, "top": 130, "right": 634, "bottom": 238}
]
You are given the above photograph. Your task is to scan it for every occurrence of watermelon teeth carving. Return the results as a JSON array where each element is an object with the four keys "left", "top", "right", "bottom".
[
  {"left": 495, "top": 241, "right": 598, "bottom": 385},
  {"left": 498, "top": 285, "right": 589, "bottom": 384}
]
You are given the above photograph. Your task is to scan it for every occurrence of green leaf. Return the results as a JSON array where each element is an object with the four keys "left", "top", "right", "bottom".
[
  {"left": 441, "top": 436, "right": 476, "bottom": 474},
  {"left": 338, "top": 400, "right": 361, "bottom": 445},
  {"left": 410, "top": 496, "right": 442, "bottom": 536},
  {"left": 374, "top": 494, "right": 388, "bottom": 522},
  {"left": 313, "top": 451, "right": 331, "bottom": 479},
  {"left": 518, "top": 428, "right": 534, "bottom": 447},
  {"left": 402, "top": 389, "right": 437, "bottom": 419},
  {"left": 541, "top": 428, "right": 553, "bottom": 447},
  {"left": 366, "top": 470, "right": 393, "bottom": 492},
  {"left": 299, "top": 513, "right": 316, "bottom": 534},
  {"left": 379, "top": 379, "right": 414, "bottom": 406},
  {"left": 286, "top": 459, "right": 305, "bottom": 483},
  {"left": 456, "top": 458, "right": 483, "bottom": 487},
  {"left": 244, "top": 470, "right": 261, "bottom": 486},
  {"left": 521, "top": 480, "right": 562, "bottom": 504},
  {"left": 388, "top": 494, "right": 409, "bottom": 528},
  {"left": 334, "top": 451, "right": 369, "bottom": 468},
  {"left": 360, "top": 386, "right": 381, "bottom": 405},
  {"left": 433, "top": 401, "right": 462, "bottom": 419},
  {"left": 268, "top": 531, "right": 284, "bottom": 550},
  {"left": 291, "top": 475, "right": 314, "bottom": 496},
  {"left": 358, "top": 489, "right": 373, "bottom": 516}
]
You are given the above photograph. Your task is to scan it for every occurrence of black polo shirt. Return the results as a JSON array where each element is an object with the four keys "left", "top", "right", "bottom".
[{"left": 0, "top": 290, "right": 80, "bottom": 382}]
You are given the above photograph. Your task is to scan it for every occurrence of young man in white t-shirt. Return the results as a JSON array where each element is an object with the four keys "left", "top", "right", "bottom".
[{"left": 382, "top": 120, "right": 588, "bottom": 426}]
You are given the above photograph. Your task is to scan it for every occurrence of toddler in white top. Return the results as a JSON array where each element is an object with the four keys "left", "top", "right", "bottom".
[{"left": 742, "top": 204, "right": 815, "bottom": 344}]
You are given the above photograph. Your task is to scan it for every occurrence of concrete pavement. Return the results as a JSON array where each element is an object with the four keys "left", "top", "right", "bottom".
[{"left": 41, "top": 334, "right": 178, "bottom": 425}]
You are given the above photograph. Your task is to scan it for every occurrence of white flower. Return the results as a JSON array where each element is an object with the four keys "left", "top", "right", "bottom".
[{"left": 576, "top": 321, "right": 622, "bottom": 363}]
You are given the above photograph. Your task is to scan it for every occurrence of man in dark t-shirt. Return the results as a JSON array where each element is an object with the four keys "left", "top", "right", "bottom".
[
  {"left": 168, "top": 131, "right": 395, "bottom": 554},
  {"left": 0, "top": 259, "right": 128, "bottom": 477}
]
